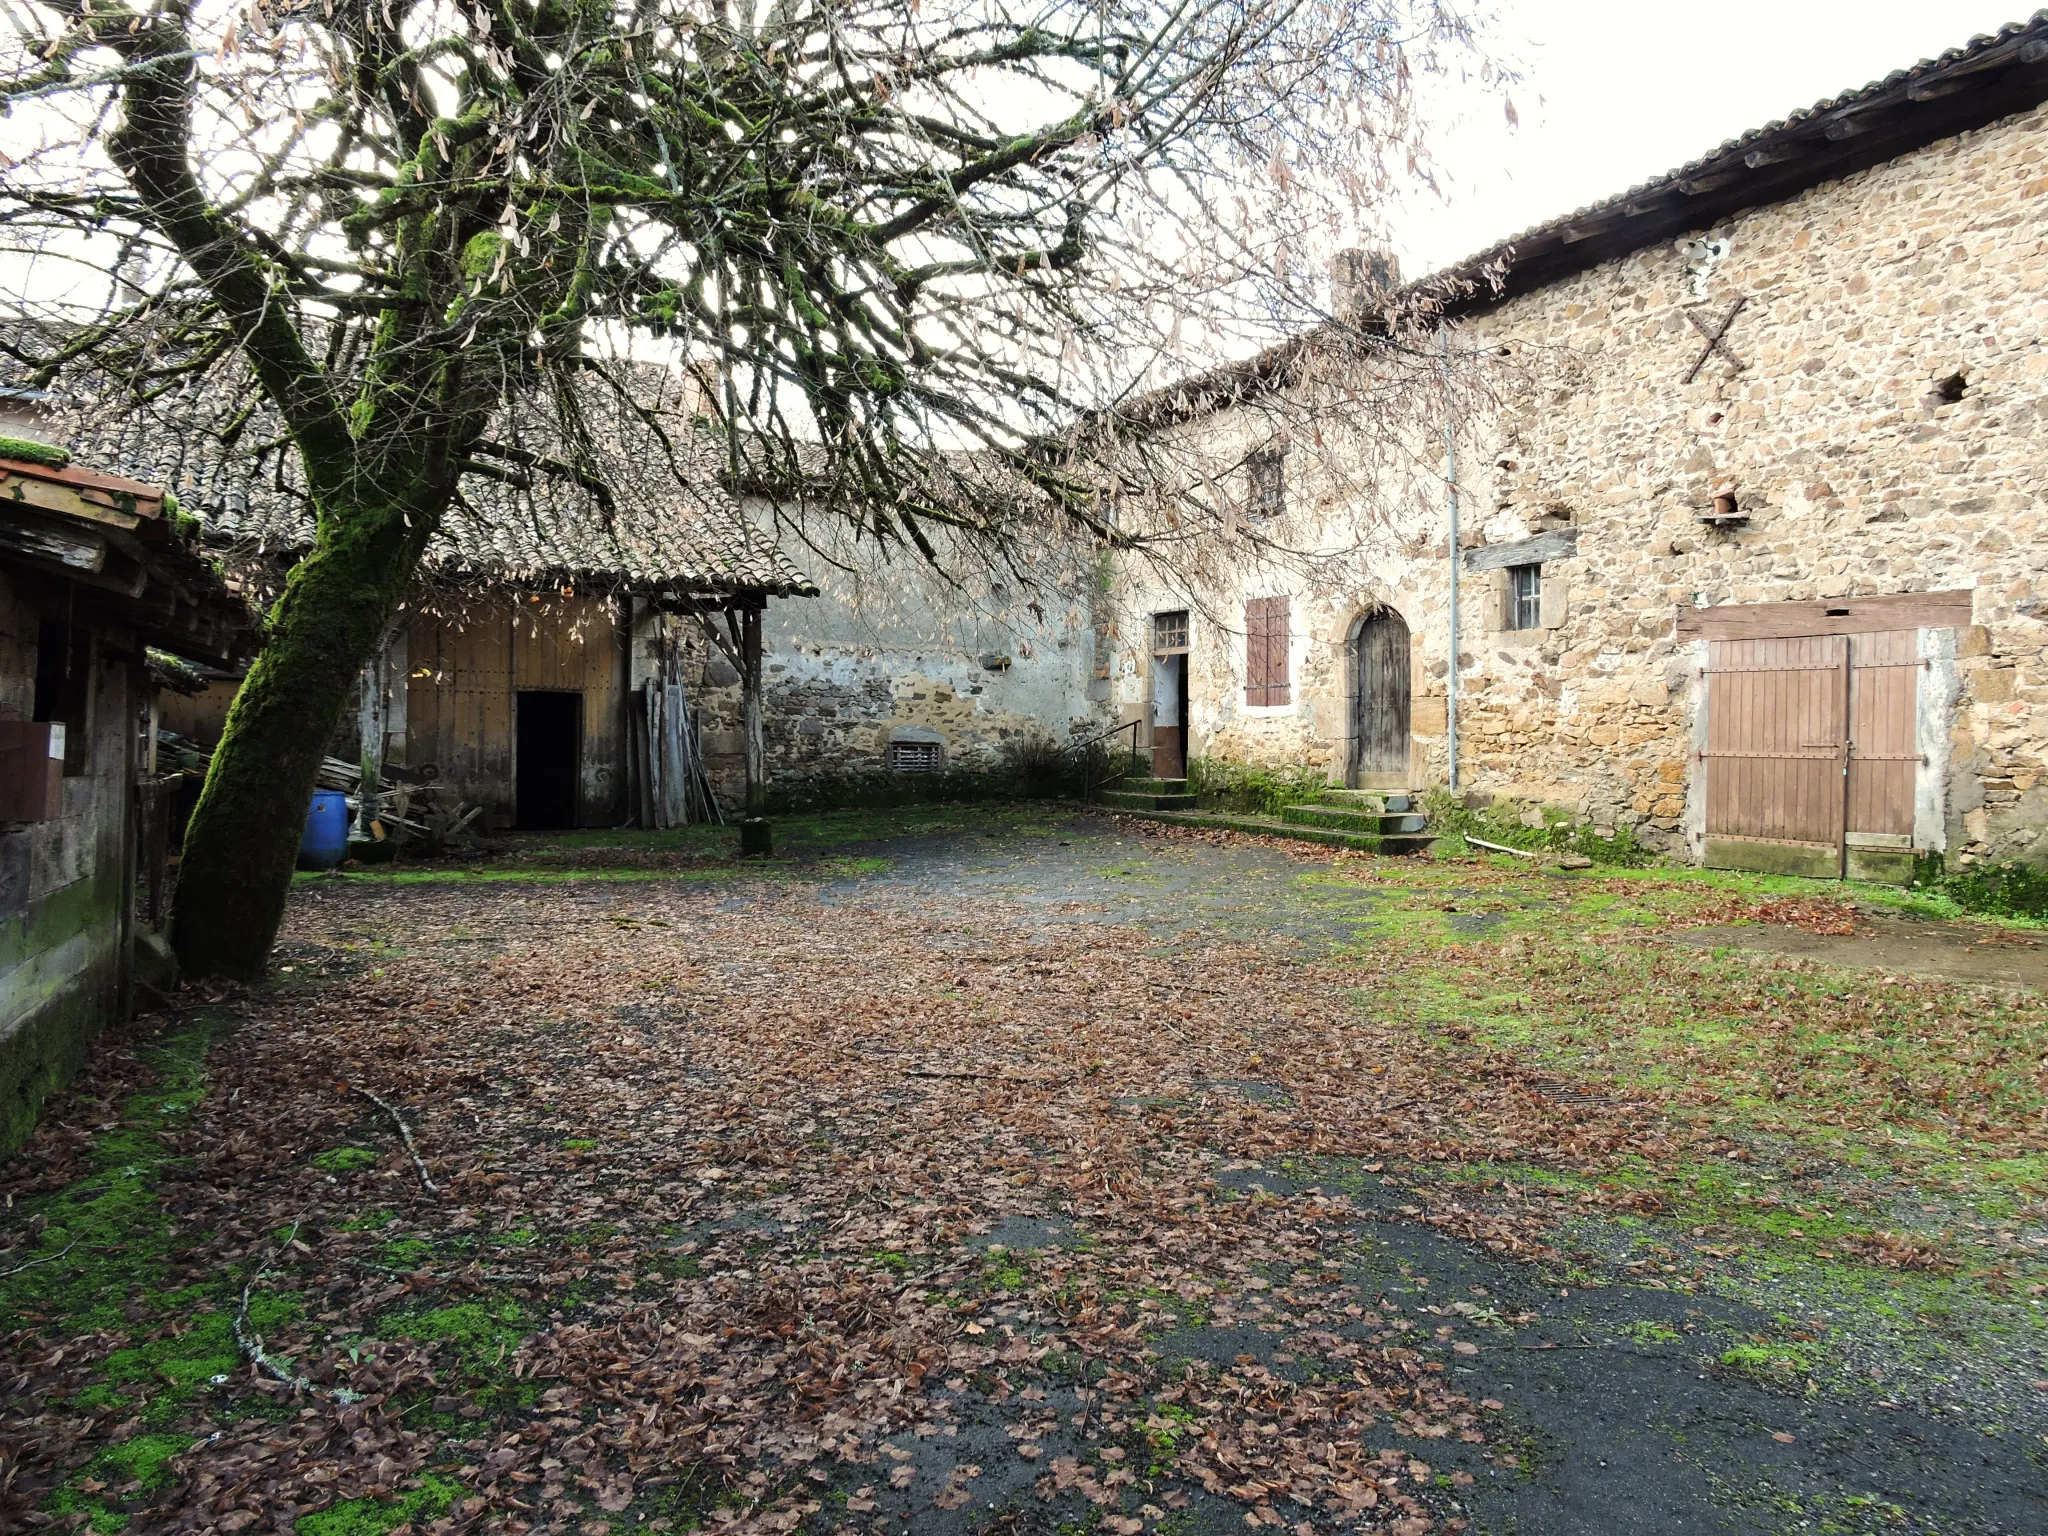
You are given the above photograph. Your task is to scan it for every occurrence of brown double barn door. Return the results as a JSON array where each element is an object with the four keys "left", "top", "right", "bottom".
[{"left": 1702, "top": 629, "right": 1919, "bottom": 879}]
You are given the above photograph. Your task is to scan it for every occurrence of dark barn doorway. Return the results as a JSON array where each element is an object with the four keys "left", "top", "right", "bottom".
[
  {"left": 1350, "top": 609, "right": 1411, "bottom": 789},
  {"left": 516, "top": 690, "right": 582, "bottom": 829}
]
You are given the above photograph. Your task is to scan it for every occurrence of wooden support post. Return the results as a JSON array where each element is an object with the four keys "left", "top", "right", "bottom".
[
  {"left": 354, "top": 624, "right": 401, "bottom": 839},
  {"left": 692, "top": 596, "right": 770, "bottom": 852},
  {"left": 739, "top": 599, "right": 770, "bottom": 853},
  {"left": 354, "top": 644, "right": 386, "bottom": 839},
  {"left": 741, "top": 600, "right": 765, "bottom": 818}
]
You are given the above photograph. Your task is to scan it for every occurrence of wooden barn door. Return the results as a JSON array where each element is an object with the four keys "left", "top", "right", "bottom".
[
  {"left": 1845, "top": 630, "right": 1922, "bottom": 860},
  {"left": 1350, "top": 610, "right": 1411, "bottom": 788},
  {"left": 1702, "top": 631, "right": 1919, "bottom": 878}
]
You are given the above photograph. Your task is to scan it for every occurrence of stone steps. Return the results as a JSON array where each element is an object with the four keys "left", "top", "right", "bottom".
[
  {"left": 1278, "top": 804, "right": 1431, "bottom": 839},
  {"left": 1100, "top": 806, "right": 1400, "bottom": 851},
  {"left": 1103, "top": 803, "right": 1434, "bottom": 854},
  {"left": 1099, "top": 789, "right": 1200, "bottom": 811},
  {"left": 1118, "top": 777, "right": 1189, "bottom": 795},
  {"left": 1099, "top": 779, "right": 1437, "bottom": 855}
]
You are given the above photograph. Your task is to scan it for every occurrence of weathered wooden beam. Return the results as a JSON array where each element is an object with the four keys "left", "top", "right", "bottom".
[
  {"left": 1675, "top": 589, "right": 1972, "bottom": 639},
  {"left": 0, "top": 469, "right": 149, "bottom": 530},
  {"left": 0, "top": 518, "right": 105, "bottom": 571},
  {"left": 740, "top": 602, "right": 765, "bottom": 820},
  {"left": 1463, "top": 527, "right": 1579, "bottom": 572}
]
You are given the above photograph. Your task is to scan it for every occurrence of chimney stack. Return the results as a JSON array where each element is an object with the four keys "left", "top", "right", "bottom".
[{"left": 1331, "top": 248, "right": 1401, "bottom": 323}]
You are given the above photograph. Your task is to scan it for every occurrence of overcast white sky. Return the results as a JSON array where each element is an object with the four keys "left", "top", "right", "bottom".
[{"left": 1391, "top": 1, "right": 2035, "bottom": 276}]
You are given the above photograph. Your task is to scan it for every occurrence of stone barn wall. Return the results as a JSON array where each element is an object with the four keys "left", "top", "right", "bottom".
[
  {"left": 1111, "top": 95, "right": 2048, "bottom": 865},
  {"left": 671, "top": 520, "right": 1104, "bottom": 805}
]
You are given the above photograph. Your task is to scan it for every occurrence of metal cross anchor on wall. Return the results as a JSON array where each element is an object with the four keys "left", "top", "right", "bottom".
[{"left": 1682, "top": 296, "right": 1749, "bottom": 384}]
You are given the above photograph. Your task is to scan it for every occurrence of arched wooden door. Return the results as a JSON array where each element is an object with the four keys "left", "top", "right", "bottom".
[{"left": 1351, "top": 609, "right": 1411, "bottom": 788}]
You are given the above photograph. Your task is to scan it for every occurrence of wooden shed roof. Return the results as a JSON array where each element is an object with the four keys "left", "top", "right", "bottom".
[{"left": 0, "top": 448, "right": 255, "bottom": 663}]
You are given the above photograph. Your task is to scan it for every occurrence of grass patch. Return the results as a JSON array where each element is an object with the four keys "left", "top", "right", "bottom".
[
  {"left": 295, "top": 1474, "right": 462, "bottom": 1536},
  {"left": 1422, "top": 789, "right": 1659, "bottom": 867},
  {"left": 43, "top": 1433, "right": 195, "bottom": 1533},
  {"left": 1932, "top": 860, "right": 2048, "bottom": 921},
  {"left": 312, "top": 1146, "right": 379, "bottom": 1173},
  {"left": 1, "top": 1015, "right": 228, "bottom": 1332},
  {"left": 1186, "top": 756, "right": 1330, "bottom": 815}
]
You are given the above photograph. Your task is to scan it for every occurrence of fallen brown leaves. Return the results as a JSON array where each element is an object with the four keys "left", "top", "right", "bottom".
[
  {"left": 1688, "top": 896, "right": 1865, "bottom": 937},
  {"left": 2, "top": 879, "right": 1705, "bottom": 1536}
]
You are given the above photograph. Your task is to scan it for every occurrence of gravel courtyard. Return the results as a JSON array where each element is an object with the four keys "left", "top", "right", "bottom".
[{"left": 6, "top": 807, "right": 2047, "bottom": 1535}]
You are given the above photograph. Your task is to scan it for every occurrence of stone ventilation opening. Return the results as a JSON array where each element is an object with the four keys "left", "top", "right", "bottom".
[
  {"left": 888, "top": 740, "right": 941, "bottom": 773},
  {"left": 1931, "top": 370, "right": 1968, "bottom": 405},
  {"left": 1712, "top": 488, "right": 1740, "bottom": 519}
]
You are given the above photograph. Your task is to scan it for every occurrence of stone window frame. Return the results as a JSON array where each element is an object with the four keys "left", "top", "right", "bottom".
[
  {"left": 1246, "top": 449, "right": 1286, "bottom": 521},
  {"left": 1504, "top": 564, "right": 1543, "bottom": 632}
]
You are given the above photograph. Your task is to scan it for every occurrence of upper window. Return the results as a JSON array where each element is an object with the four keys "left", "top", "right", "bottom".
[
  {"left": 1247, "top": 450, "right": 1285, "bottom": 520},
  {"left": 1152, "top": 610, "right": 1189, "bottom": 654},
  {"left": 1244, "top": 596, "right": 1291, "bottom": 706},
  {"left": 1506, "top": 564, "right": 1542, "bottom": 631}
]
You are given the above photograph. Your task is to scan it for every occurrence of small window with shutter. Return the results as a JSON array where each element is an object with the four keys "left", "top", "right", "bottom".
[{"left": 1244, "top": 596, "right": 1291, "bottom": 706}]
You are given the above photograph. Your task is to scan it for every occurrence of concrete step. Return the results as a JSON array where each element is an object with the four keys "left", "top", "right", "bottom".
[
  {"left": 1282, "top": 805, "right": 1431, "bottom": 836},
  {"left": 1099, "top": 790, "right": 1200, "bottom": 811},
  {"left": 1316, "top": 790, "right": 1385, "bottom": 810},
  {"left": 1280, "top": 804, "right": 1383, "bottom": 834},
  {"left": 1117, "top": 777, "right": 1189, "bottom": 795},
  {"left": 1101, "top": 805, "right": 1436, "bottom": 856}
]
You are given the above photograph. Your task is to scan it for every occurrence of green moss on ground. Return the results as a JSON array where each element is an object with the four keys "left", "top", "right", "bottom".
[
  {"left": 1, "top": 1015, "right": 227, "bottom": 1331},
  {"left": 378, "top": 1298, "right": 532, "bottom": 1378},
  {"left": 295, "top": 1474, "right": 462, "bottom": 1536},
  {"left": 43, "top": 1433, "right": 195, "bottom": 1533},
  {"left": 312, "top": 1146, "right": 379, "bottom": 1173}
]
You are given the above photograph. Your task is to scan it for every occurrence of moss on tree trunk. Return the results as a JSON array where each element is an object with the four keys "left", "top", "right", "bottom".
[{"left": 171, "top": 497, "right": 426, "bottom": 978}]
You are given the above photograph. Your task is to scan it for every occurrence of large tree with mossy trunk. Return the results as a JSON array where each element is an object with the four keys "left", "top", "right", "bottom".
[{"left": 0, "top": 0, "right": 1479, "bottom": 976}]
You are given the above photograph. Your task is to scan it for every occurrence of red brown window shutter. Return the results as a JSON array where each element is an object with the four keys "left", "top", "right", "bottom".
[
  {"left": 1268, "top": 597, "right": 1291, "bottom": 705},
  {"left": 1245, "top": 600, "right": 1266, "bottom": 705},
  {"left": 1244, "top": 597, "right": 1291, "bottom": 706}
]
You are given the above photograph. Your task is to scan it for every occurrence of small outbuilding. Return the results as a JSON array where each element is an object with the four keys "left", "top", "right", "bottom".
[{"left": 0, "top": 443, "right": 251, "bottom": 1153}]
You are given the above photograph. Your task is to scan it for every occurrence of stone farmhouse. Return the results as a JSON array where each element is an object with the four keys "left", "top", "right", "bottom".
[{"left": 1105, "top": 15, "right": 2048, "bottom": 880}]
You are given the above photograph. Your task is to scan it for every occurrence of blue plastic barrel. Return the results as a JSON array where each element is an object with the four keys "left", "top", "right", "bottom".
[{"left": 299, "top": 789, "right": 350, "bottom": 869}]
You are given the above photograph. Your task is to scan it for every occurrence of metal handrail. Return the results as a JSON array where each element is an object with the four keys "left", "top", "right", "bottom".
[{"left": 1065, "top": 717, "right": 1144, "bottom": 798}]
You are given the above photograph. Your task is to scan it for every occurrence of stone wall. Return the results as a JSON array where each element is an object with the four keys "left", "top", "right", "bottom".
[
  {"left": 1111, "top": 97, "right": 2048, "bottom": 865},
  {"left": 0, "top": 567, "right": 136, "bottom": 1154},
  {"left": 664, "top": 517, "right": 1104, "bottom": 805}
]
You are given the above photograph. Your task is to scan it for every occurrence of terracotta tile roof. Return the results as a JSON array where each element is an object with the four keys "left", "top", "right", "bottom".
[
  {"left": 1114, "top": 13, "right": 2048, "bottom": 427},
  {"left": 22, "top": 364, "right": 814, "bottom": 600},
  {"left": 1428, "top": 11, "right": 2048, "bottom": 303}
]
